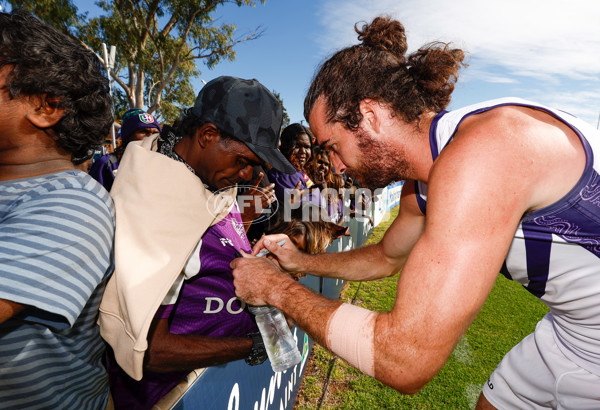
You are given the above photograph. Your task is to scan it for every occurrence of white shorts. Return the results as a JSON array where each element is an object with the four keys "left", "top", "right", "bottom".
[{"left": 482, "top": 314, "right": 600, "bottom": 409}]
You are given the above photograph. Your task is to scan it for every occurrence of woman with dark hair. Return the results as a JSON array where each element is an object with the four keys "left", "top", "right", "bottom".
[
  {"left": 267, "top": 123, "right": 320, "bottom": 207},
  {"left": 279, "top": 123, "right": 314, "bottom": 172},
  {"left": 306, "top": 144, "right": 333, "bottom": 188}
]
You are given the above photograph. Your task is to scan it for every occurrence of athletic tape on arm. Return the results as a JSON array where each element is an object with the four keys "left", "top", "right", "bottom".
[{"left": 326, "top": 303, "right": 376, "bottom": 377}]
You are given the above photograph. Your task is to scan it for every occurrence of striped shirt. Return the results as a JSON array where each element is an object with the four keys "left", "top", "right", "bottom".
[{"left": 0, "top": 170, "right": 115, "bottom": 409}]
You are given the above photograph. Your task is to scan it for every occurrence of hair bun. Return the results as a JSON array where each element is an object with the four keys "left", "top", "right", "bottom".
[{"left": 356, "top": 16, "right": 407, "bottom": 58}]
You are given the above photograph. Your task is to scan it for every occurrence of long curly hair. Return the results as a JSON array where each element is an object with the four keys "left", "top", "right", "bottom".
[
  {"left": 304, "top": 16, "right": 466, "bottom": 129},
  {"left": 306, "top": 144, "right": 333, "bottom": 186},
  {"left": 0, "top": 10, "right": 113, "bottom": 161},
  {"left": 279, "top": 123, "right": 314, "bottom": 160}
]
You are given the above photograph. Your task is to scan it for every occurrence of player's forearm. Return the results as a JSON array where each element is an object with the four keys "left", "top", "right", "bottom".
[
  {"left": 273, "top": 288, "right": 442, "bottom": 394},
  {"left": 232, "top": 256, "right": 428, "bottom": 391},
  {"left": 299, "top": 243, "right": 399, "bottom": 280},
  {"left": 266, "top": 274, "right": 342, "bottom": 347},
  {"left": 265, "top": 276, "right": 426, "bottom": 392}
]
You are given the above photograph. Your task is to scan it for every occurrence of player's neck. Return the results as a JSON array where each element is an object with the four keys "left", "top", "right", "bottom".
[{"left": 397, "top": 112, "right": 436, "bottom": 183}]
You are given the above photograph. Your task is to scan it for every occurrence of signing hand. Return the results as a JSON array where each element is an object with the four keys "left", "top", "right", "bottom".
[
  {"left": 251, "top": 234, "right": 305, "bottom": 273},
  {"left": 230, "top": 251, "right": 292, "bottom": 306}
]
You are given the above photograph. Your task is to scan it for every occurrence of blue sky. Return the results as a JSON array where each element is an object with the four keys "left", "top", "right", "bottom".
[
  {"left": 205, "top": 0, "right": 600, "bottom": 126},
  {"left": 4, "top": 0, "right": 600, "bottom": 126}
]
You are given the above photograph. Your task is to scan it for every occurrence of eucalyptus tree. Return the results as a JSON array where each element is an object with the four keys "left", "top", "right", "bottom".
[{"left": 7, "top": 0, "right": 265, "bottom": 121}]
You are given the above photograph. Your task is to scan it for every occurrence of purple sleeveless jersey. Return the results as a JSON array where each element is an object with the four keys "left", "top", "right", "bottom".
[{"left": 109, "top": 208, "right": 258, "bottom": 409}]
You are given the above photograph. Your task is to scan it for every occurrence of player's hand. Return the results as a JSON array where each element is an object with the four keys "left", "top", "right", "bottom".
[
  {"left": 251, "top": 234, "right": 304, "bottom": 272},
  {"left": 230, "top": 251, "right": 288, "bottom": 306}
]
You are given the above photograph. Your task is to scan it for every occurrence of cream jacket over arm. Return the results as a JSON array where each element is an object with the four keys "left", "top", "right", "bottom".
[{"left": 98, "top": 135, "right": 235, "bottom": 380}]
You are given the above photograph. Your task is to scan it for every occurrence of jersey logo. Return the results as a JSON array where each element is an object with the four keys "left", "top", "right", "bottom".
[
  {"left": 303, "top": 173, "right": 314, "bottom": 187},
  {"left": 220, "top": 238, "right": 234, "bottom": 247},
  {"left": 204, "top": 296, "right": 246, "bottom": 314},
  {"left": 231, "top": 218, "right": 246, "bottom": 239}
]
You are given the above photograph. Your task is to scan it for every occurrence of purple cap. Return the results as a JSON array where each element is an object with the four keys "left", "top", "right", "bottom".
[{"left": 120, "top": 108, "right": 161, "bottom": 141}]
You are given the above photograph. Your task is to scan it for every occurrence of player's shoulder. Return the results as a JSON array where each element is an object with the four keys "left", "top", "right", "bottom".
[
  {"left": 455, "top": 105, "right": 529, "bottom": 140},
  {"left": 429, "top": 106, "right": 542, "bottom": 195}
]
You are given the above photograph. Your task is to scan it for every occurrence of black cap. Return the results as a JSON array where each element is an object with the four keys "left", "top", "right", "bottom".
[{"left": 192, "top": 76, "right": 295, "bottom": 174}]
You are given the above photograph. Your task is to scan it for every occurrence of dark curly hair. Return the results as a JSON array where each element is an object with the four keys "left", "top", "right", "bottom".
[
  {"left": 306, "top": 144, "right": 333, "bottom": 186},
  {"left": 304, "top": 16, "right": 467, "bottom": 129},
  {"left": 279, "top": 123, "right": 314, "bottom": 159},
  {"left": 0, "top": 9, "right": 113, "bottom": 161}
]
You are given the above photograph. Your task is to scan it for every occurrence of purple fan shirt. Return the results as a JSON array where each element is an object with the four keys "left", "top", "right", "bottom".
[
  {"left": 268, "top": 167, "right": 321, "bottom": 206},
  {"left": 108, "top": 206, "right": 258, "bottom": 409},
  {"left": 88, "top": 153, "right": 118, "bottom": 192}
]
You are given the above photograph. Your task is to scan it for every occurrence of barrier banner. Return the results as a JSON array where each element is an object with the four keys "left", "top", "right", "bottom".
[{"left": 172, "top": 326, "right": 313, "bottom": 410}]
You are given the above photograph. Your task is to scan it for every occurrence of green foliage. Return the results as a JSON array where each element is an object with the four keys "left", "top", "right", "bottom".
[
  {"left": 272, "top": 90, "right": 290, "bottom": 128},
  {"left": 5, "top": 0, "right": 86, "bottom": 34},
  {"left": 112, "top": 88, "right": 131, "bottom": 120},
  {"left": 6, "top": 0, "right": 265, "bottom": 123},
  {"left": 296, "top": 206, "right": 550, "bottom": 409}
]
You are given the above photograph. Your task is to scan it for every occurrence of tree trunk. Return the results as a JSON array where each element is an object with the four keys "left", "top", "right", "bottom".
[{"left": 134, "top": 70, "right": 145, "bottom": 109}]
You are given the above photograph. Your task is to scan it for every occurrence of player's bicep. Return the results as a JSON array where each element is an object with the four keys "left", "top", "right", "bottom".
[
  {"left": 394, "top": 139, "right": 531, "bottom": 336},
  {"left": 375, "top": 162, "right": 528, "bottom": 387}
]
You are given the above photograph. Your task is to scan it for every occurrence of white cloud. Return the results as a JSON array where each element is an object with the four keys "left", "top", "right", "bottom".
[
  {"left": 315, "top": 0, "right": 600, "bottom": 125},
  {"left": 317, "top": 0, "right": 600, "bottom": 81},
  {"left": 478, "top": 75, "right": 518, "bottom": 84},
  {"left": 527, "top": 89, "right": 600, "bottom": 126}
]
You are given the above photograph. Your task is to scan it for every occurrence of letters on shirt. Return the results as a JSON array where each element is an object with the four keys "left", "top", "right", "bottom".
[{"left": 203, "top": 296, "right": 246, "bottom": 314}]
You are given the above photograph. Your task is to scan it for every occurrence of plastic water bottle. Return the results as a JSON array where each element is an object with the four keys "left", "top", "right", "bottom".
[{"left": 249, "top": 305, "right": 302, "bottom": 372}]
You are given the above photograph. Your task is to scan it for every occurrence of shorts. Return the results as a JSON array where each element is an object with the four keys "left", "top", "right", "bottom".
[{"left": 482, "top": 314, "right": 600, "bottom": 409}]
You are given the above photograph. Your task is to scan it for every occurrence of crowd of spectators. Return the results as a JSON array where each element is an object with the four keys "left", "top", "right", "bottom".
[
  {"left": 93, "top": 91, "right": 368, "bottom": 409},
  {"left": 89, "top": 108, "right": 161, "bottom": 191},
  {"left": 0, "top": 9, "right": 371, "bottom": 410},
  {"left": 6, "top": 9, "right": 597, "bottom": 410}
]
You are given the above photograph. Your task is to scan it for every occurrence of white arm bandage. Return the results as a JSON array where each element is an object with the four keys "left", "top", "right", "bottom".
[{"left": 325, "top": 303, "right": 377, "bottom": 377}]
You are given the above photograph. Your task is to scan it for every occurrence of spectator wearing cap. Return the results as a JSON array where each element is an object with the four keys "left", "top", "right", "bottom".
[
  {"left": 89, "top": 108, "right": 161, "bottom": 191},
  {"left": 98, "top": 76, "right": 295, "bottom": 408}
]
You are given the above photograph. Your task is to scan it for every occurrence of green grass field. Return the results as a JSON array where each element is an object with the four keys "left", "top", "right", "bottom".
[{"left": 295, "top": 206, "right": 549, "bottom": 409}]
